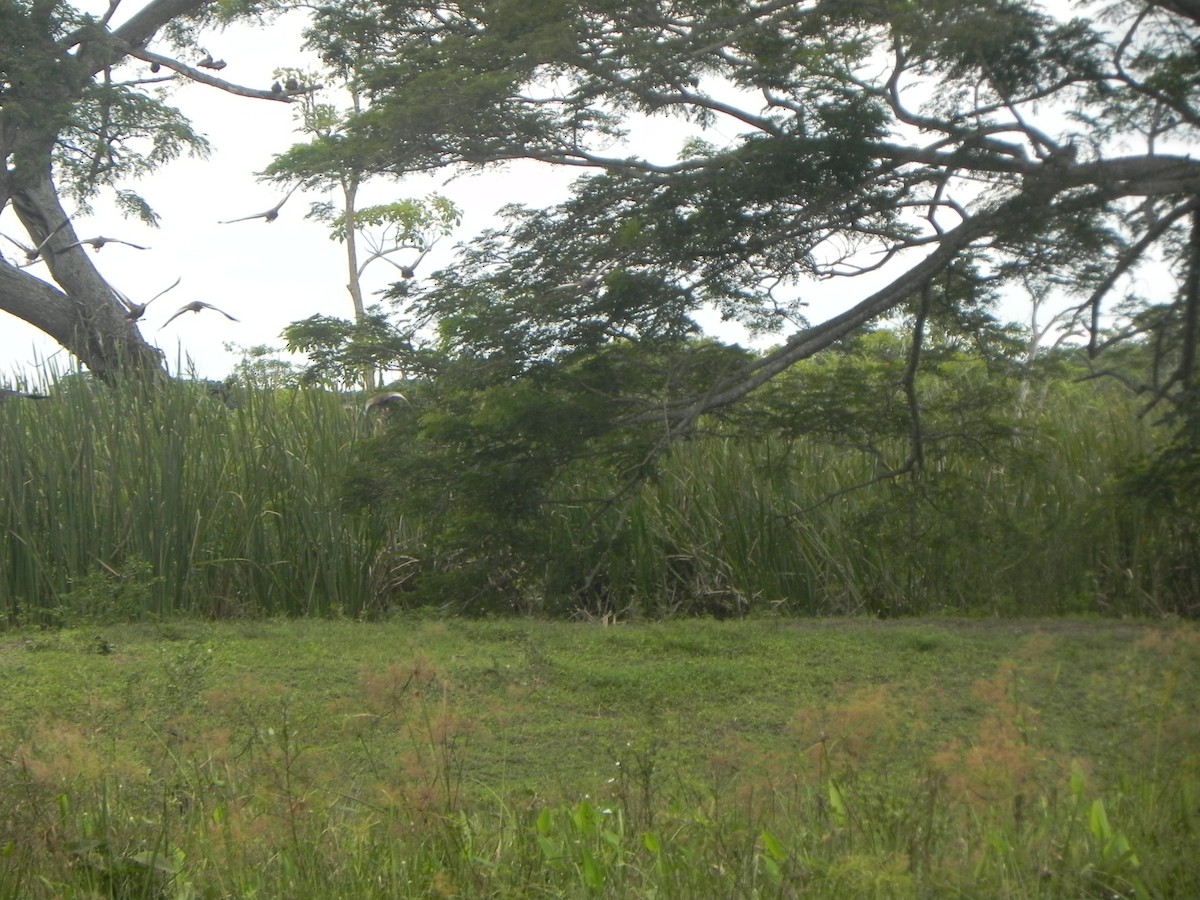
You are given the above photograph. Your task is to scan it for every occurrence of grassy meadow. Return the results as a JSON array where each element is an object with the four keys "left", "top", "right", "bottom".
[{"left": 0, "top": 617, "right": 1197, "bottom": 898}]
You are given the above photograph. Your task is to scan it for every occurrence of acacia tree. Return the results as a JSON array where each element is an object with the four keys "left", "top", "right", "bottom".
[
  {"left": 0, "top": 0, "right": 297, "bottom": 379},
  {"left": 300, "top": 0, "right": 1199, "bottom": 411},
  {"left": 293, "top": 0, "right": 1200, "bottom": 606}
]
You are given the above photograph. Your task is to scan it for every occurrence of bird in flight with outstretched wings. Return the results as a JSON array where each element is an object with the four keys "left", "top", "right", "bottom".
[
  {"left": 159, "top": 300, "right": 240, "bottom": 330},
  {"left": 64, "top": 236, "right": 149, "bottom": 252},
  {"left": 113, "top": 276, "right": 181, "bottom": 322},
  {"left": 219, "top": 185, "right": 299, "bottom": 224}
]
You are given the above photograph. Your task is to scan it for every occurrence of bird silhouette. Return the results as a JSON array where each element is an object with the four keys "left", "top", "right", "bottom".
[
  {"left": 548, "top": 259, "right": 619, "bottom": 294},
  {"left": 114, "top": 276, "right": 180, "bottom": 321},
  {"left": 64, "top": 236, "right": 149, "bottom": 252},
  {"left": 284, "top": 77, "right": 301, "bottom": 92},
  {"left": 1, "top": 219, "right": 70, "bottom": 264},
  {"left": 198, "top": 52, "right": 227, "bottom": 71},
  {"left": 1, "top": 233, "right": 41, "bottom": 264},
  {"left": 396, "top": 245, "right": 435, "bottom": 280},
  {"left": 0, "top": 387, "right": 50, "bottom": 402},
  {"left": 219, "top": 185, "right": 298, "bottom": 224},
  {"left": 159, "top": 300, "right": 239, "bottom": 330}
]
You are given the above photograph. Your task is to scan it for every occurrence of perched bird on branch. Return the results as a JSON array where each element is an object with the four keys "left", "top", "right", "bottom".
[
  {"left": 0, "top": 387, "right": 50, "bottom": 402},
  {"left": 198, "top": 51, "right": 227, "bottom": 71},
  {"left": 159, "top": 300, "right": 239, "bottom": 330},
  {"left": 219, "top": 185, "right": 298, "bottom": 224},
  {"left": 64, "top": 236, "right": 149, "bottom": 252}
]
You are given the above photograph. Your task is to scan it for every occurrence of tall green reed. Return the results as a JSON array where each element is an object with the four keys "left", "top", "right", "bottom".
[
  {"left": 546, "top": 378, "right": 1174, "bottom": 618},
  {"left": 1, "top": 360, "right": 1178, "bottom": 622},
  {"left": 0, "top": 369, "right": 398, "bottom": 623}
]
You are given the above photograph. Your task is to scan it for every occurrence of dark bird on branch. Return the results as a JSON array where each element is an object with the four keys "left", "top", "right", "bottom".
[
  {"left": 198, "top": 52, "right": 227, "bottom": 71},
  {"left": 271, "top": 80, "right": 283, "bottom": 94},
  {"left": 64, "top": 236, "right": 149, "bottom": 252},
  {"left": 0, "top": 387, "right": 50, "bottom": 402},
  {"left": 219, "top": 185, "right": 298, "bottom": 224},
  {"left": 159, "top": 300, "right": 239, "bottom": 330},
  {"left": 284, "top": 77, "right": 301, "bottom": 91},
  {"left": 114, "top": 276, "right": 180, "bottom": 321}
]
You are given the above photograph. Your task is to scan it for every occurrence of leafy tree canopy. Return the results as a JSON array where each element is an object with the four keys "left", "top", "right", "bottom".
[
  {"left": 293, "top": 1, "right": 1197, "bottom": 411},
  {"left": 282, "top": 0, "right": 1200, "bottom": 607}
]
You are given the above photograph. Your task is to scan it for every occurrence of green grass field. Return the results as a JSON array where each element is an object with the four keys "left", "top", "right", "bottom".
[{"left": 1, "top": 617, "right": 1196, "bottom": 897}]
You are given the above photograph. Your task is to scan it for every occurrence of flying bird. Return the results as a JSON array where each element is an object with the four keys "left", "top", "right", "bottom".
[
  {"left": 395, "top": 244, "right": 434, "bottom": 280},
  {"left": 219, "top": 185, "right": 299, "bottom": 224},
  {"left": 549, "top": 260, "right": 618, "bottom": 294},
  {"left": 64, "top": 236, "right": 149, "bottom": 252},
  {"left": 114, "top": 276, "right": 180, "bottom": 321},
  {"left": 1, "top": 219, "right": 71, "bottom": 264},
  {"left": 1, "top": 233, "right": 41, "bottom": 264},
  {"left": 159, "top": 300, "right": 239, "bottom": 330}
]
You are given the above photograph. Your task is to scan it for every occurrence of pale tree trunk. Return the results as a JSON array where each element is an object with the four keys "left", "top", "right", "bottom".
[{"left": 340, "top": 173, "right": 376, "bottom": 391}]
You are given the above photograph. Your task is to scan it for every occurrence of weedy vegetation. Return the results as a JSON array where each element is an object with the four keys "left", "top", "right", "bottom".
[
  {"left": 0, "top": 619, "right": 1196, "bottom": 898},
  {"left": 0, "top": 368, "right": 1195, "bottom": 897}
]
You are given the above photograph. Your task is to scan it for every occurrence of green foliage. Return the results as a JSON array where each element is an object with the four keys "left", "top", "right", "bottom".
[
  {"left": 342, "top": 338, "right": 753, "bottom": 614},
  {"left": 55, "top": 557, "right": 162, "bottom": 627},
  {"left": 331, "top": 313, "right": 1180, "bottom": 618},
  {"left": 55, "top": 80, "right": 210, "bottom": 221},
  {"left": 321, "top": 195, "right": 460, "bottom": 243},
  {"left": 0, "top": 330, "right": 1185, "bottom": 623},
  {"left": 292, "top": 0, "right": 1200, "bottom": 459},
  {"left": 283, "top": 311, "right": 418, "bottom": 388}
]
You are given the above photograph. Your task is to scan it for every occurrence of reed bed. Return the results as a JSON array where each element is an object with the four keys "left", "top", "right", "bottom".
[
  {"left": 0, "top": 365, "right": 1181, "bottom": 622},
  {"left": 0, "top": 372, "right": 395, "bottom": 623},
  {"left": 547, "top": 379, "right": 1174, "bottom": 618}
]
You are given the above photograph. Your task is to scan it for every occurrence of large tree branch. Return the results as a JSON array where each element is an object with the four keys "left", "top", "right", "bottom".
[
  {"left": 3, "top": 167, "right": 163, "bottom": 378},
  {"left": 630, "top": 151, "right": 1200, "bottom": 429},
  {"left": 1155, "top": 0, "right": 1200, "bottom": 27},
  {"left": 125, "top": 47, "right": 297, "bottom": 101}
]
